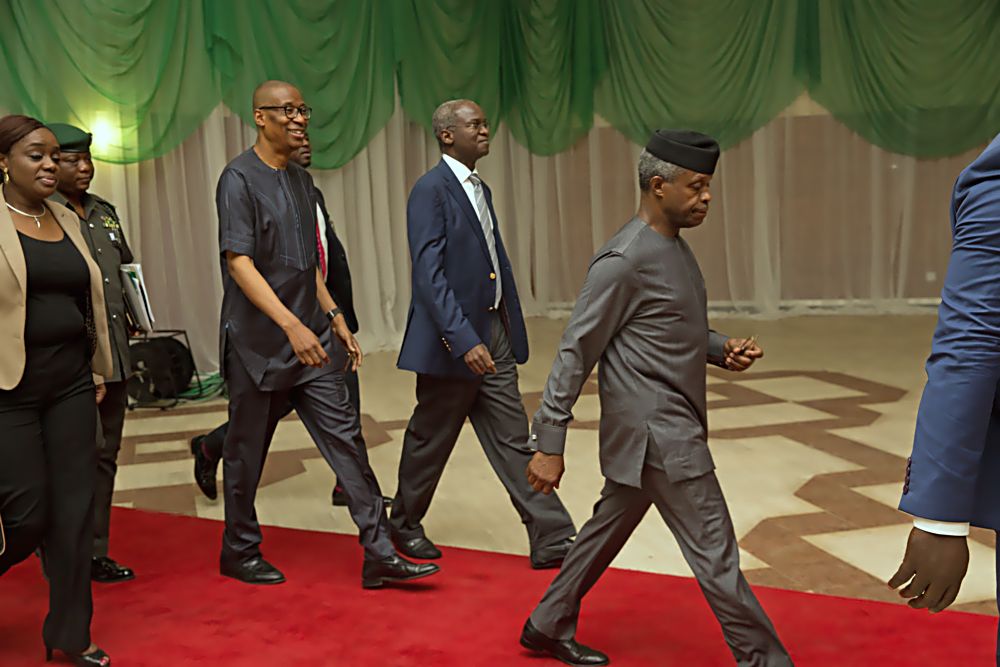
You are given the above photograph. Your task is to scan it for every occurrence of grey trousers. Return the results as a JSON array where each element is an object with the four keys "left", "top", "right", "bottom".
[
  {"left": 221, "top": 353, "right": 394, "bottom": 563},
  {"left": 390, "top": 314, "right": 576, "bottom": 553},
  {"left": 92, "top": 380, "right": 129, "bottom": 558},
  {"left": 530, "top": 465, "right": 792, "bottom": 667}
]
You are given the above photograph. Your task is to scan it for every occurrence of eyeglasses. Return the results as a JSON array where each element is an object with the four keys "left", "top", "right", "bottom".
[
  {"left": 256, "top": 105, "right": 312, "bottom": 120},
  {"left": 449, "top": 120, "right": 489, "bottom": 131}
]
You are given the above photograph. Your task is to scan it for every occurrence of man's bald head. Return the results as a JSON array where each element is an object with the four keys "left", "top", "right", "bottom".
[
  {"left": 431, "top": 99, "right": 478, "bottom": 143},
  {"left": 432, "top": 99, "right": 490, "bottom": 167},
  {"left": 252, "top": 80, "right": 301, "bottom": 111},
  {"left": 251, "top": 80, "right": 309, "bottom": 163}
]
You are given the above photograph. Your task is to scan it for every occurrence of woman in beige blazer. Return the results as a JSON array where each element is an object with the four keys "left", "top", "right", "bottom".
[{"left": 0, "top": 115, "right": 114, "bottom": 667}]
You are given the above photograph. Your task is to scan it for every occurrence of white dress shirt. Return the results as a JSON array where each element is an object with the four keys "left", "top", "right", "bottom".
[
  {"left": 912, "top": 517, "right": 970, "bottom": 537},
  {"left": 441, "top": 154, "right": 501, "bottom": 308},
  {"left": 441, "top": 154, "right": 490, "bottom": 230},
  {"left": 315, "top": 202, "right": 329, "bottom": 275}
]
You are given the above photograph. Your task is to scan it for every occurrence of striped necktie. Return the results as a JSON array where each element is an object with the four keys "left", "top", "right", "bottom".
[{"left": 468, "top": 173, "right": 501, "bottom": 307}]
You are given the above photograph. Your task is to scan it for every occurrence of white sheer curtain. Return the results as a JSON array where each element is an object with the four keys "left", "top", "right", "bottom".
[{"left": 86, "top": 98, "right": 984, "bottom": 372}]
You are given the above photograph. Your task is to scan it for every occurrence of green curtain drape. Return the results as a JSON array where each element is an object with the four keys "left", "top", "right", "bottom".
[
  {"left": 393, "top": 0, "right": 505, "bottom": 135},
  {"left": 0, "top": 0, "right": 222, "bottom": 164},
  {"left": 205, "top": 0, "right": 396, "bottom": 169},
  {"left": 499, "top": 0, "right": 605, "bottom": 155},
  {"left": 0, "top": 0, "right": 997, "bottom": 164},
  {"left": 594, "top": 0, "right": 802, "bottom": 150},
  {"left": 798, "top": 0, "right": 1000, "bottom": 158}
]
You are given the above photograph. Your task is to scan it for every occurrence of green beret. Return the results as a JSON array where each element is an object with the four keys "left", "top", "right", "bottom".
[{"left": 47, "top": 123, "right": 92, "bottom": 152}]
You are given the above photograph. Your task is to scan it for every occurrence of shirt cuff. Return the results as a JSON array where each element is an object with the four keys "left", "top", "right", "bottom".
[
  {"left": 530, "top": 421, "right": 567, "bottom": 456},
  {"left": 707, "top": 330, "right": 729, "bottom": 367},
  {"left": 912, "top": 518, "right": 971, "bottom": 537},
  {"left": 220, "top": 238, "right": 255, "bottom": 257}
]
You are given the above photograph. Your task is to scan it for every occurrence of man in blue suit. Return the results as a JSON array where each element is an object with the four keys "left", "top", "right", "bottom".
[
  {"left": 890, "top": 133, "right": 1000, "bottom": 658},
  {"left": 390, "top": 99, "right": 576, "bottom": 567}
]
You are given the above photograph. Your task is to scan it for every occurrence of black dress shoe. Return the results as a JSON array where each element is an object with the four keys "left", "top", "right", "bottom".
[
  {"left": 331, "top": 487, "right": 393, "bottom": 508},
  {"left": 531, "top": 537, "right": 574, "bottom": 570},
  {"left": 91, "top": 556, "right": 135, "bottom": 583},
  {"left": 190, "top": 435, "right": 219, "bottom": 500},
  {"left": 220, "top": 556, "right": 286, "bottom": 585},
  {"left": 520, "top": 619, "right": 609, "bottom": 666},
  {"left": 362, "top": 554, "right": 440, "bottom": 589},
  {"left": 392, "top": 535, "right": 442, "bottom": 560}
]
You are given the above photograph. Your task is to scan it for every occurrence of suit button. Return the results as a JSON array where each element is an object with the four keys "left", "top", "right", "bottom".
[
  {"left": 104, "top": 277, "right": 110, "bottom": 284},
  {"left": 489, "top": 272, "right": 496, "bottom": 280},
  {"left": 487, "top": 306, "right": 495, "bottom": 312}
]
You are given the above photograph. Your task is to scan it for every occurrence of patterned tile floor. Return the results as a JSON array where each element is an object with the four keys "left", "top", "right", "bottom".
[{"left": 114, "top": 314, "right": 997, "bottom": 616}]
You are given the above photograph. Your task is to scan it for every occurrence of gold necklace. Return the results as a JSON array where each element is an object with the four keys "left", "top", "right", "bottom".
[{"left": 5, "top": 201, "right": 45, "bottom": 228}]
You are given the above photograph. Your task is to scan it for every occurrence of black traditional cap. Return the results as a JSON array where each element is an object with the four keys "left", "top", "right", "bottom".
[
  {"left": 47, "top": 123, "right": 92, "bottom": 152},
  {"left": 645, "top": 129, "right": 719, "bottom": 175}
]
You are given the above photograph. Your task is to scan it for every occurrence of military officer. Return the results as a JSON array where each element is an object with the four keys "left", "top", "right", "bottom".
[{"left": 48, "top": 123, "right": 136, "bottom": 584}]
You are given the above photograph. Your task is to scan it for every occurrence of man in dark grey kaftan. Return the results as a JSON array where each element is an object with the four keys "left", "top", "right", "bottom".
[
  {"left": 519, "top": 130, "right": 792, "bottom": 667},
  {"left": 216, "top": 80, "right": 437, "bottom": 590}
]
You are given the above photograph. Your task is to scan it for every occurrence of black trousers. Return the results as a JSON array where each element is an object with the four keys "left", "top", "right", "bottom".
[
  {"left": 92, "top": 380, "right": 128, "bottom": 558},
  {"left": 201, "top": 369, "right": 360, "bottom": 491},
  {"left": 220, "top": 352, "right": 392, "bottom": 563},
  {"left": 0, "top": 339, "right": 97, "bottom": 654}
]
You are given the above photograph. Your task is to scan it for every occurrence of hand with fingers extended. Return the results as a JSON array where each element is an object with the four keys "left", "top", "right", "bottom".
[
  {"left": 464, "top": 343, "right": 496, "bottom": 375},
  {"left": 285, "top": 320, "right": 330, "bottom": 368},
  {"left": 887, "top": 527, "right": 969, "bottom": 613},
  {"left": 526, "top": 451, "right": 565, "bottom": 495}
]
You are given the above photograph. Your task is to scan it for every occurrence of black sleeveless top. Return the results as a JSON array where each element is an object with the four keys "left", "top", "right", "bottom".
[{"left": 18, "top": 232, "right": 90, "bottom": 347}]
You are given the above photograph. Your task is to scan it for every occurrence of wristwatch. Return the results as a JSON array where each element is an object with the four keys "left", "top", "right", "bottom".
[{"left": 325, "top": 307, "right": 343, "bottom": 322}]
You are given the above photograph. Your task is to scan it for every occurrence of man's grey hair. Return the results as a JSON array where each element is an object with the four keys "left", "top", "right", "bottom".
[
  {"left": 431, "top": 99, "right": 475, "bottom": 143},
  {"left": 637, "top": 149, "right": 684, "bottom": 191}
]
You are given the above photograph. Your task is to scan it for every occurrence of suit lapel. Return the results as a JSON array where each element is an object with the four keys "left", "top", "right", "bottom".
[
  {"left": 0, "top": 189, "right": 27, "bottom": 296},
  {"left": 437, "top": 160, "right": 492, "bottom": 262}
]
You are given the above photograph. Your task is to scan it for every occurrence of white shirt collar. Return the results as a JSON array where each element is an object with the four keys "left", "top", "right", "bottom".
[{"left": 442, "top": 153, "right": 478, "bottom": 184}]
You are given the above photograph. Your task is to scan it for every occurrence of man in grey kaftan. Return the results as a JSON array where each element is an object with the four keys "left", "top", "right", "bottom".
[{"left": 519, "top": 130, "right": 792, "bottom": 667}]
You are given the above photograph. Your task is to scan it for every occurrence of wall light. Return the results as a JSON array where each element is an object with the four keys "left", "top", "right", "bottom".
[{"left": 89, "top": 112, "right": 121, "bottom": 156}]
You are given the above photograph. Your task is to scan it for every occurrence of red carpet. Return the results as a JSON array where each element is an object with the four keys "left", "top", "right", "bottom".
[{"left": 0, "top": 508, "right": 994, "bottom": 666}]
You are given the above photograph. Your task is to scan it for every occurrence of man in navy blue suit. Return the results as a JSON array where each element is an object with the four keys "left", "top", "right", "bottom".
[
  {"left": 390, "top": 99, "right": 576, "bottom": 567},
  {"left": 889, "top": 133, "right": 1000, "bottom": 659}
]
